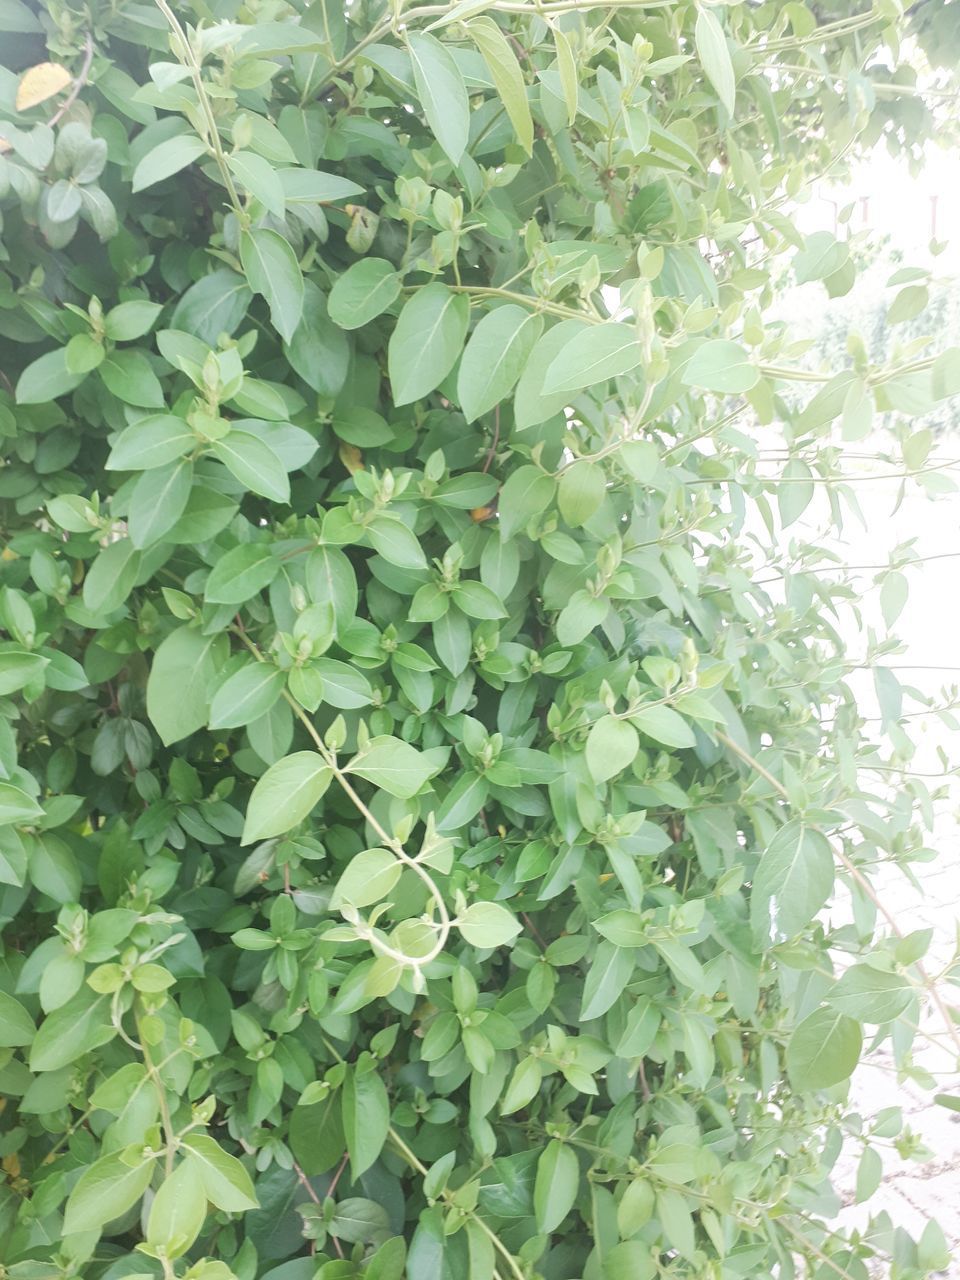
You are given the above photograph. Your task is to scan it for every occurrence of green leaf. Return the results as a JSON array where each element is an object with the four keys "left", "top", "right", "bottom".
[
  {"left": 63, "top": 1149, "right": 156, "bottom": 1234},
  {"left": 210, "top": 662, "right": 285, "bottom": 729},
  {"left": 128, "top": 459, "right": 193, "bottom": 548},
  {"left": 542, "top": 323, "right": 642, "bottom": 396},
  {"left": 331, "top": 847, "right": 402, "bottom": 910},
  {"left": 534, "top": 1140, "right": 578, "bottom": 1233},
  {"left": 228, "top": 150, "right": 286, "bottom": 218},
  {"left": 585, "top": 716, "right": 639, "bottom": 784},
  {"left": 388, "top": 284, "right": 469, "bottom": 406},
  {"left": 147, "top": 626, "right": 225, "bottom": 746},
  {"left": 205, "top": 544, "right": 280, "bottom": 605},
  {"left": 594, "top": 910, "right": 646, "bottom": 948},
  {"left": 147, "top": 1157, "right": 207, "bottom": 1259},
  {"left": 132, "top": 134, "right": 207, "bottom": 191},
  {"left": 629, "top": 705, "right": 696, "bottom": 749},
  {"left": 0, "top": 651, "right": 48, "bottom": 697},
  {"left": 99, "top": 348, "right": 165, "bottom": 408},
  {"left": 695, "top": 8, "right": 735, "bottom": 116},
  {"left": 82, "top": 539, "right": 141, "bottom": 615},
  {"left": 242, "top": 751, "right": 332, "bottom": 844},
  {"left": 342, "top": 1066, "right": 390, "bottom": 1177},
  {"left": 345, "top": 735, "right": 438, "bottom": 799},
  {"left": 0, "top": 989, "right": 35, "bottom": 1046},
  {"left": 170, "top": 270, "right": 252, "bottom": 345},
  {"left": 750, "top": 820, "right": 834, "bottom": 948},
  {"left": 181, "top": 1134, "right": 258, "bottom": 1212},
  {"left": 466, "top": 17, "right": 533, "bottom": 154},
  {"left": 212, "top": 431, "right": 290, "bottom": 503},
  {"left": 557, "top": 462, "right": 606, "bottom": 528},
  {"left": 106, "top": 414, "right": 195, "bottom": 470},
  {"left": 456, "top": 901, "right": 522, "bottom": 948},
  {"left": 777, "top": 459, "right": 814, "bottom": 528},
  {"left": 16, "top": 348, "right": 86, "bottom": 404},
  {"left": 457, "top": 306, "right": 543, "bottom": 422},
  {"left": 407, "top": 33, "right": 470, "bottom": 164},
  {"left": 554, "top": 27, "right": 578, "bottom": 125},
  {"left": 497, "top": 465, "right": 556, "bottom": 541},
  {"left": 786, "top": 1007, "right": 862, "bottom": 1090},
  {"left": 827, "top": 964, "right": 912, "bottom": 1024},
  {"left": 330, "top": 1197, "right": 391, "bottom": 1244},
  {"left": 240, "top": 228, "right": 304, "bottom": 343},
  {"left": 328, "top": 258, "right": 402, "bottom": 330},
  {"left": 104, "top": 300, "right": 164, "bottom": 342},
  {"left": 29, "top": 988, "right": 115, "bottom": 1071},
  {"left": 682, "top": 339, "right": 758, "bottom": 394}
]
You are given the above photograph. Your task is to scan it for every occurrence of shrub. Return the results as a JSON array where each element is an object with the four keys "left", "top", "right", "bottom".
[{"left": 1, "top": 3, "right": 958, "bottom": 1279}]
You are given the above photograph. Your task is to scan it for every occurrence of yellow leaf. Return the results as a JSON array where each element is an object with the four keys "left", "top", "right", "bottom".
[
  {"left": 16, "top": 62, "right": 72, "bottom": 112},
  {"left": 339, "top": 443, "right": 364, "bottom": 473}
]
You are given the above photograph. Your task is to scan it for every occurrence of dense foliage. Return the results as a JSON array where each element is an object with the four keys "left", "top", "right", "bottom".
[{"left": 2, "top": 2, "right": 960, "bottom": 1279}]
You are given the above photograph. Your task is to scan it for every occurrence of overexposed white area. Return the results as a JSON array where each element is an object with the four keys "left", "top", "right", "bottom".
[{"left": 788, "top": 142, "right": 960, "bottom": 1265}]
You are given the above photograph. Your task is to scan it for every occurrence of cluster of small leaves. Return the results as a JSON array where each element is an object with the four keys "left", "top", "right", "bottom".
[{"left": 1, "top": 3, "right": 959, "bottom": 1280}]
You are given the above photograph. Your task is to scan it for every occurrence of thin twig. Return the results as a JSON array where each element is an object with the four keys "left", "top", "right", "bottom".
[
  {"left": 716, "top": 730, "right": 960, "bottom": 1060},
  {"left": 49, "top": 33, "right": 94, "bottom": 128}
]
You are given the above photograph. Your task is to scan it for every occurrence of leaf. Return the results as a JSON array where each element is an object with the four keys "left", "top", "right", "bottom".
[
  {"left": 147, "top": 1157, "right": 207, "bottom": 1258},
  {"left": 777, "top": 458, "right": 814, "bottom": 528},
  {"left": 388, "top": 284, "right": 470, "bottom": 406},
  {"left": 16, "top": 348, "right": 86, "bottom": 404},
  {"left": 106, "top": 414, "right": 195, "bottom": 470},
  {"left": 629, "top": 705, "right": 696, "bottom": 749},
  {"left": 456, "top": 901, "right": 522, "bottom": 948},
  {"left": 880, "top": 571, "right": 908, "bottom": 628},
  {"left": 557, "top": 462, "right": 605, "bottom": 528},
  {"left": 0, "top": 651, "right": 47, "bottom": 697},
  {"left": 466, "top": 18, "right": 533, "bottom": 154},
  {"left": 210, "top": 663, "right": 285, "bottom": 729},
  {"left": 242, "top": 752, "right": 332, "bottom": 844},
  {"left": 16, "top": 61, "right": 72, "bottom": 110},
  {"left": 228, "top": 150, "right": 286, "bottom": 218},
  {"left": 63, "top": 1150, "right": 156, "bottom": 1235},
  {"left": 181, "top": 1134, "right": 258, "bottom": 1212},
  {"left": 593, "top": 910, "right": 646, "bottom": 948},
  {"left": 330, "top": 1197, "right": 390, "bottom": 1244},
  {"left": 128, "top": 459, "right": 193, "bottom": 548},
  {"left": 407, "top": 33, "right": 470, "bottom": 164},
  {"left": 345, "top": 735, "right": 438, "bottom": 799},
  {"left": 147, "top": 626, "right": 224, "bottom": 746},
  {"left": 240, "top": 228, "right": 304, "bottom": 343},
  {"left": 682, "top": 339, "right": 758, "bottom": 394},
  {"left": 212, "top": 431, "right": 290, "bottom": 503},
  {"left": 205, "top": 544, "right": 279, "bottom": 605},
  {"left": 786, "top": 1007, "right": 862, "bottom": 1090},
  {"left": 542, "top": 323, "right": 642, "bottom": 396},
  {"left": 328, "top": 258, "right": 402, "bottom": 330},
  {"left": 132, "top": 134, "right": 208, "bottom": 192},
  {"left": 554, "top": 27, "right": 578, "bottom": 125},
  {"left": 827, "top": 964, "right": 912, "bottom": 1024},
  {"left": 29, "top": 988, "right": 115, "bottom": 1072},
  {"left": 750, "top": 820, "right": 834, "bottom": 948},
  {"left": 585, "top": 717, "right": 639, "bottom": 784},
  {"left": 331, "top": 848, "right": 402, "bottom": 910},
  {"left": 534, "top": 1140, "right": 578, "bottom": 1233},
  {"left": 0, "top": 989, "right": 35, "bottom": 1046},
  {"left": 498, "top": 465, "right": 556, "bottom": 541},
  {"left": 457, "top": 306, "right": 543, "bottom": 422},
  {"left": 695, "top": 8, "right": 735, "bottom": 116},
  {"left": 170, "top": 270, "right": 252, "bottom": 345},
  {"left": 342, "top": 1066, "right": 390, "bottom": 1176},
  {"left": 82, "top": 539, "right": 141, "bottom": 615}
]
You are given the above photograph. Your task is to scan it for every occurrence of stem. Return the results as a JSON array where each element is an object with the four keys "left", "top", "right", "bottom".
[
  {"left": 136, "top": 1009, "right": 177, "bottom": 1176},
  {"left": 715, "top": 730, "right": 960, "bottom": 1060},
  {"left": 387, "top": 1128, "right": 526, "bottom": 1280},
  {"left": 232, "top": 629, "right": 451, "bottom": 971},
  {"left": 49, "top": 32, "right": 95, "bottom": 127},
  {"left": 153, "top": 0, "right": 246, "bottom": 222}
]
